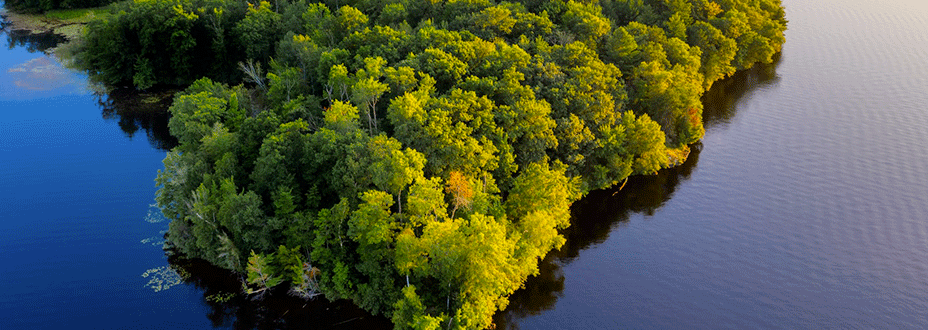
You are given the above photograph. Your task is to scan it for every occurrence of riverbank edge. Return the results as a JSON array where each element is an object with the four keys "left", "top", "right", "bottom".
[
  {"left": 0, "top": 6, "right": 100, "bottom": 53},
  {"left": 2, "top": 6, "right": 184, "bottom": 108}
]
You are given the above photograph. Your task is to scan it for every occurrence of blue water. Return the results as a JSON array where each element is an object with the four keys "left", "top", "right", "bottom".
[{"left": 0, "top": 25, "right": 221, "bottom": 329}]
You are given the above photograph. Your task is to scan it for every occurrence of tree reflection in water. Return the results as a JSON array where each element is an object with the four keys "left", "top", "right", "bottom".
[
  {"left": 0, "top": 20, "right": 179, "bottom": 150},
  {"left": 167, "top": 256, "right": 392, "bottom": 330},
  {"left": 493, "top": 145, "right": 702, "bottom": 330},
  {"left": 98, "top": 87, "right": 179, "bottom": 151},
  {"left": 702, "top": 55, "right": 781, "bottom": 130},
  {"left": 493, "top": 58, "right": 781, "bottom": 329},
  {"left": 1, "top": 27, "right": 66, "bottom": 53}
]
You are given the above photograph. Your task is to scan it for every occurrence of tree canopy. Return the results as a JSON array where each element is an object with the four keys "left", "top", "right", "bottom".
[{"left": 79, "top": 0, "right": 787, "bottom": 329}]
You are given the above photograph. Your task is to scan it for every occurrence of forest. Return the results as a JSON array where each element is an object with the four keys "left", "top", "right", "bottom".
[{"left": 69, "top": 0, "right": 786, "bottom": 328}]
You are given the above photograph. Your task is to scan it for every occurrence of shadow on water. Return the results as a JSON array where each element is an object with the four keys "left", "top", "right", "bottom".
[
  {"left": 702, "top": 54, "right": 782, "bottom": 130},
  {"left": 168, "top": 256, "right": 392, "bottom": 330},
  {"left": 493, "top": 55, "right": 782, "bottom": 329},
  {"left": 493, "top": 145, "right": 703, "bottom": 329},
  {"left": 98, "top": 87, "right": 179, "bottom": 151}
]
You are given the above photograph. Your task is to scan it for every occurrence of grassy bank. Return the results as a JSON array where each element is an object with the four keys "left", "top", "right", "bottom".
[{"left": 2, "top": 6, "right": 108, "bottom": 42}]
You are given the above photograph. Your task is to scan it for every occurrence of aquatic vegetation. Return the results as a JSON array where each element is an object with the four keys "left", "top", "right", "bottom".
[{"left": 141, "top": 266, "right": 183, "bottom": 292}]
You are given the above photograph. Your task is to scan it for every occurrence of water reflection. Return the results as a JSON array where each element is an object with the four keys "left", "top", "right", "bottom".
[
  {"left": 702, "top": 54, "right": 781, "bottom": 130},
  {"left": 1, "top": 22, "right": 85, "bottom": 97},
  {"left": 98, "top": 87, "right": 179, "bottom": 150},
  {"left": 4, "top": 29, "right": 65, "bottom": 53},
  {"left": 167, "top": 256, "right": 392, "bottom": 330},
  {"left": 493, "top": 146, "right": 702, "bottom": 329},
  {"left": 2, "top": 13, "right": 176, "bottom": 149},
  {"left": 6, "top": 55, "right": 80, "bottom": 90},
  {"left": 0, "top": 12, "right": 67, "bottom": 54},
  {"left": 494, "top": 57, "right": 782, "bottom": 329}
]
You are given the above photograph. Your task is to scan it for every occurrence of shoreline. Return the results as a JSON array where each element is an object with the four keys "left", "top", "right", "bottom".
[{"left": 0, "top": 6, "right": 98, "bottom": 54}]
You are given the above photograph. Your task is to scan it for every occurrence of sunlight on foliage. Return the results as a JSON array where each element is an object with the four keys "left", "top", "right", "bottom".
[{"left": 75, "top": 0, "right": 790, "bottom": 327}]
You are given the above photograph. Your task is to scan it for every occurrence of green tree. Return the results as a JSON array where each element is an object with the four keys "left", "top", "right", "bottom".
[
  {"left": 392, "top": 285, "right": 444, "bottom": 330},
  {"left": 561, "top": 1, "right": 611, "bottom": 48},
  {"left": 352, "top": 58, "right": 390, "bottom": 134},
  {"left": 245, "top": 250, "right": 282, "bottom": 296},
  {"left": 236, "top": 1, "right": 283, "bottom": 63}
]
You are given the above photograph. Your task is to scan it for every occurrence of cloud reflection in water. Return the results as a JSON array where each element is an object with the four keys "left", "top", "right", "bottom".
[{"left": 7, "top": 56, "right": 83, "bottom": 92}]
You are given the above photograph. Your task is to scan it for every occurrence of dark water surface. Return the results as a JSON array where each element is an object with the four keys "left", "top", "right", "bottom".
[{"left": 3, "top": 0, "right": 928, "bottom": 328}]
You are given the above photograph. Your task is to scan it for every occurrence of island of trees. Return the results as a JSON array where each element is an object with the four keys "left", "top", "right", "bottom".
[{"left": 66, "top": 0, "right": 786, "bottom": 328}]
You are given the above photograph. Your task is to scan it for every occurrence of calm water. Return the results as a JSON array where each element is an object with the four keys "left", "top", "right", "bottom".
[
  {"left": 3, "top": 0, "right": 928, "bottom": 328},
  {"left": 0, "top": 13, "right": 212, "bottom": 329},
  {"left": 498, "top": 0, "right": 928, "bottom": 328}
]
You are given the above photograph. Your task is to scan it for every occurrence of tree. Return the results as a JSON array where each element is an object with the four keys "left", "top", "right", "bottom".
[
  {"left": 326, "top": 64, "right": 351, "bottom": 102},
  {"left": 415, "top": 48, "right": 468, "bottom": 90},
  {"left": 561, "top": 1, "right": 611, "bottom": 48},
  {"left": 445, "top": 171, "right": 473, "bottom": 218},
  {"left": 245, "top": 250, "right": 282, "bottom": 297},
  {"left": 687, "top": 21, "right": 737, "bottom": 89},
  {"left": 405, "top": 177, "right": 448, "bottom": 227},
  {"left": 352, "top": 74, "right": 389, "bottom": 134},
  {"left": 266, "top": 62, "right": 304, "bottom": 105},
  {"left": 392, "top": 286, "right": 444, "bottom": 330},
  {"left": 168, "top": 92, "right": 226, "bottom": 151},
  {"left": 349, "top": 190, "right": 396, "bottom": 246},
  {"left": 236, "top": 1, "right": 283, "bottom": 63},
  {"left": 368, "top": 135, "right": 426, "bottom": 214},
  {"left": 322, "top": 100, "right": 360, "bottom": 132},
  {"left": 250, "top": 120, "right": 309, "bottom": 201}
]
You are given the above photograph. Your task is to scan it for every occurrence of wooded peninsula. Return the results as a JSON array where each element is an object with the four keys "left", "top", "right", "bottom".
[{"left": 19, "top": 0, "right": 787, "bottom": 328}]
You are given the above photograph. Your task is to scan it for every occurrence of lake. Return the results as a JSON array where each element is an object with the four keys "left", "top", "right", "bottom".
[{"left": 2, "top": 0, "right": 928, "bottom": 328}]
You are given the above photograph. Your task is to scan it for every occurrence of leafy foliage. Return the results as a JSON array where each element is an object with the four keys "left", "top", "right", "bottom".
[{"left": 98, "top": 0, "right": 792, "bottom": 328}]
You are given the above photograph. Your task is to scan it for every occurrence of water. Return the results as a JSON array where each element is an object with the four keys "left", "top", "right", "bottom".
[
  {"left": 3, "top": 0, "right": 928, "bottom": 328},
  {"left": 0, "top": 17, "right": 211, "bottom": 329}
]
